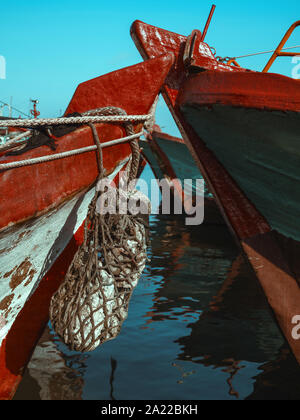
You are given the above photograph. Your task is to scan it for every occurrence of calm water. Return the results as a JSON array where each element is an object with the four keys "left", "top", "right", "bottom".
[{"left": 13, "top": 172, "right": 300, "bottom": 400}]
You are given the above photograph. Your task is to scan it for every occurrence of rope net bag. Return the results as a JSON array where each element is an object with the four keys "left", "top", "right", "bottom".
[{"left": 49, "top": 107, "right": 151, "bottom": 352}]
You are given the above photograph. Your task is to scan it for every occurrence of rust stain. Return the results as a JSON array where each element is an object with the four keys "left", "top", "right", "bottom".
[
  {"left": 3, "top": 269, "right": 15, "bottom": 279},
  {"left": 0, "top": 247, "right": 13, "bottom": 256},
  {"left": 0, "top": 229, "right": 32, "bottom": 258},
  {"left": 0, "top": 294, "right": 14, "bottom": 313},
  {"left": 17, "top": 231, "right": 30, "bottom": 242},
  {"left": 24, "top": 269, "right": 37, "bottom": 287},
  {"left": 8, "top": 259, "right": 36, "bottom": 291}
]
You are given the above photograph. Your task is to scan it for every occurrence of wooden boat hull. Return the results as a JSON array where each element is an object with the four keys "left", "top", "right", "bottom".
[
  {"left": 141, "top": 129, "right": 221, "bottom": 221},
  {"left": 150, "top": 130, "right": 205, "bottom": 197},
  {"left": 142, "top": 129, "right": 202, "bottom": 196},
  {"left": 0, "top": 54, "right": 174, "bottom": 399},
  {"left": 178, "top": 71, "right": 300, "bottom": 241},
  {"left": 0, "top": 162, "right": 125, "bottom": 345},
  {"left": 0, "top": 55, "right": 174, "bottom": 231},
  {"left": 130, "top": 20, "right": 300, "bottom": 364}
]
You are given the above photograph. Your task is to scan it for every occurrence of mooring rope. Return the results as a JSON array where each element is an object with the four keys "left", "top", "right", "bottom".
[
  {"left": 0, "top": 114, "right": 152, "bottom": 128},
  {"left": 0, "top": 130, "right": 33, "bottom": 153},
  {"left": 217, "top": 44, "right": 300, "bottom": 63},
  {"left": 0, "top": 131, "right": 144, "bottom": 171},
  {"left": 0, "top": 105, "right": 156, "bottom": 171}
]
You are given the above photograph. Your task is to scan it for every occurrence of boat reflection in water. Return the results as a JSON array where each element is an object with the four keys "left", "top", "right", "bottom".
[
  {"left": 13, "top": 326, "right": 87, "bottom": 400},
  {"left": 145, "top": 213, "right": 300, "bottom": 400},
  {"left": 14, "top": 193, "right": 300, "bottom": 400}
]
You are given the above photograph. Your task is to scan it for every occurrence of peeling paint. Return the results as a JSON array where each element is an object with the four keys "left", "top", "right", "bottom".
[
  {"left": 24, "top": 269, "right": 37, "bottom": 287},
  {"left": 0, "top": 294, "right": 14, "bottom": 313},
  {"left": 9, "top": 259, "right": 36, "bottom": 291},
  {"left": 3, "top": 269, "right": 14, "bottom": 279},
  {"left": 0, "top": 158, "right": 128, "bottom": 350}
]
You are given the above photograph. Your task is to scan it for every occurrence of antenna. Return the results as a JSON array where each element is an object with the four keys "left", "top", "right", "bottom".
[{"left": 30, "top": 99, "right": 40, "bottom": 119}]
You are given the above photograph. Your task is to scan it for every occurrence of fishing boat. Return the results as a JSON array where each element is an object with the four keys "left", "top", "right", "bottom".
[
  {"left": 0, "top": 53, "right": 174, "bottom": 399},
  {"left": 143, "top": 127, "right": 206, "bottom": 196},
  {"left": 141, "top": 127, "right": 222, "bottom": 222},
  {"left": 131, "top": 11, "right": 300, "bottom": 363}
]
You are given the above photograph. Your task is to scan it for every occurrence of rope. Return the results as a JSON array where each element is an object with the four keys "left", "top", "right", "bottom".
[
  {"left": 217, "top": 44, "right": 300, "bottom": 63},
  {"left": 0, "top": 105, "right": 155, "bottom": 172},
  {"left": 0, "top": 114, "right": 152, "bottom": 128},
  {"left": 0, "top": 131, "right": 32, "bottom": 153},
  {"left": 7, "top": 130, "right": 32, "bottom": 142},
  {"left": 0, "top": 131, "right": 144, "bottom": 171},
  {"left": 144, "top": 96, "right": 158, "bottom": 133},
  {"left": 88, "top": 123, "right": 105, "bottom": 179},
  {"left": 49, "top": 107, "right": 150, "bottom": 352},
  {"left": 89, "top": 106, "right": 141, "bottom": 182}
]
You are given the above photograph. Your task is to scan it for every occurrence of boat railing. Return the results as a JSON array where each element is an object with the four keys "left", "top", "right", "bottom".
[{"left": 263, "top": 20, "right": 300, "bottom": 72}]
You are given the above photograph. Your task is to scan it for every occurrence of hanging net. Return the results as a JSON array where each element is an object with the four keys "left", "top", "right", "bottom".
[{"left": 49, "top": 108, "right": 150, "bottom": 352}]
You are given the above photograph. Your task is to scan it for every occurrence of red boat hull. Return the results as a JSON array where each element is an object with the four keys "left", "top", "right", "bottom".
[
  {"left": 0, "top": 53, "right": 174, "bottom": 399},
  {"left": 131, "top": 20, "right": 300, "bottom": 364},
  {"left": 0, "top": 54, "right": 174, "bottom": 232}
]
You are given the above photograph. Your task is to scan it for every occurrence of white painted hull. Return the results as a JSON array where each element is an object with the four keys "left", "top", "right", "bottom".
[{"left": 0, "top": 159, "right": 127, "bottom": 347}]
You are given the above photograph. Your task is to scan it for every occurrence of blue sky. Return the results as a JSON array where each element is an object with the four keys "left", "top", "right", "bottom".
[{"left": 0, "top": 0, "right": 299, "bottom": 135}]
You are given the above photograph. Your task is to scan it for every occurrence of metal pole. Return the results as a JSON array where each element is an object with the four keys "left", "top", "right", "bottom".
[
  {"left": 9, "top": 97, "right": 12, "bottom": 118},
  {"left": 200, "top": 4, "right": 216, "bottom": 42}
]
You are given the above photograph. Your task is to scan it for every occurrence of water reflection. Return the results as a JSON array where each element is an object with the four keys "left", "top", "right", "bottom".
[
  {"left": 147, "top": 213, "right": 300, "bottom": 399},
  {"left": 13, "top": 326, "right": 87, "bottom": 400},
  {"left": 109, "top": 358, "right": 117, "bottom": 401},
  {"left": 14, "top": 209, "right": 300, "bottom": 400}
]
